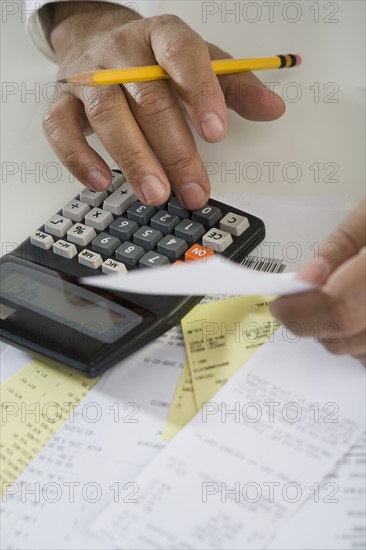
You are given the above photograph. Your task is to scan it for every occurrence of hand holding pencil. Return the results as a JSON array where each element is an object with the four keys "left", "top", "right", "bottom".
[{"left": 46, "top": 2, "right": 291, "bottom": 209}]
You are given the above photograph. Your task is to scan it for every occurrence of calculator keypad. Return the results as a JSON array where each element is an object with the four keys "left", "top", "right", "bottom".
[{"left": 32, "top": 171, "right": 252, "bottom": 274}]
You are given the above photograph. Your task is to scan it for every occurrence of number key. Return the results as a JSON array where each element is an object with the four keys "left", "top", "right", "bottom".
[
  {"left": 110, "top": 217, "right": 138, "bottom": 241},
  {"left": 192, "top": 205, "right": 222, "bottom": 227},
  {"left": 150, "top": 210, "right": 180, "bottom": 235},
  {"left": 115, "top": 242, "right": 145, "bottom": 267},
  {"left": 92, "top": 233, "right": 120, "bottom": 256},
  {"left": 127, "top": 201, "right": 155, "bottom": 225},
  {"left": 133, "top": 226, "right": 162, "bottom": 250}
]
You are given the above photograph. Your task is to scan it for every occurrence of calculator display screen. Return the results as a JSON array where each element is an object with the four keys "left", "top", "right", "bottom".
[{"left": 1, "top": 269, "right": 143, "bottom": 344}]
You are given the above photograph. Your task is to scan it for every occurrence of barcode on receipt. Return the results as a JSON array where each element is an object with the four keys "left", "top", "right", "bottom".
[{"left": 241, "top": 256, "right": 286, "bottom": 273}]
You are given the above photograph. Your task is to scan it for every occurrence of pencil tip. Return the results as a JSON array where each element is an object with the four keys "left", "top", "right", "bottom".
[{"left": 57, "top": 79, "right": 67, "bottom": 84}]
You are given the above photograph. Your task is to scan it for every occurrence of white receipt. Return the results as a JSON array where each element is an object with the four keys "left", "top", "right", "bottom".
[
  {"left": 267, "top": 431, "right": 366, "bottom": 549},
  {"left": 81, "top": 257, "right": 313, "bottom": 296},
  {"left": 91, "top": 332, "right": 366, "bottom": 550}
]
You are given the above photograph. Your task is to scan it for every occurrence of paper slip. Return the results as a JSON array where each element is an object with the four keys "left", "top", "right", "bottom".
[
  {"left": 92, "top": 332, "right": 365, "bottom": 550},
  {"left": 161, "top": 361, "right": 197, "bottom": 441},
  {"left": 182, "top": 295, "right": 279, "bottom": 408},
  {"left": 0, "top": 359, "right": 97, "bottom": 496},
  {"left": 162, "top": 296, "right": 279, "bottom": 440},
  {"left": 267, "top": 431, "right": 366, "bottom": 549},
  {"left": 81, "top": 257, "right": 313, "bottom": 296}
]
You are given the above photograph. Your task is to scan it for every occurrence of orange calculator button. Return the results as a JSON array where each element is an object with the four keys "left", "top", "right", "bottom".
[{"left": 185, "top": 244, "right": 215, "bottom": 262}]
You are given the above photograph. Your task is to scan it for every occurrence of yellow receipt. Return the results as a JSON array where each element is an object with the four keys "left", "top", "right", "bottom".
[
  {"left": 0, "top": 359, "right": 97, "bottom": 496},
  {"left": 161, "top": 361, "right": 197, "bottom": 441},
  {"left": 182, "top": 296, "right": 279, "bottom": 409},
  {"left": 162, "top": 296, "right": 279, "bottom": 440}
]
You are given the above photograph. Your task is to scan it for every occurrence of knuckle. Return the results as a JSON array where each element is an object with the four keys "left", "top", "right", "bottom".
[
  {"left": 85, "top": 88, "right": 119, "bottom": 125},
  {"left": 119, "top": 149, "right": 146, "bottom": 181},
  {"left": 42, "top": 106, "right": 63, "bottom": 138},
  {"left": 133, "top": 83, "right": 176, "bottom": 120},
  {"left": 161, "top": 33, "right": 203, "bottom": 66},
  {"left": 154, "top": 13, "right": 183, "bottom": 29},
  {"left": 165, "top": 147, "right": 196, "bottom": 174},
  {"left": 62, "top": 150, "right": 84, "bottom": 168}
]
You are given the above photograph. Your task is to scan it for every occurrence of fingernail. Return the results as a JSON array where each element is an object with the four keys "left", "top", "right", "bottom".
[
  {"left": 86, "top": 166, "right": 111, "bottom": 190},
  {"left": 140, "top": 175, "right": 167, "bottom": 204},
  {"left": 179, "top": 183, "right": 208, "bottom": 210},
  {"left": 296, "top": 262, "right": 331, "bottom": 284},
  {"left": 200, "top": 113, "right": 225, "bottom": 142}
]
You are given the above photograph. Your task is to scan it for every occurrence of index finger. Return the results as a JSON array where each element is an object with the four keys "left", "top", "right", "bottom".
[{"left": 147, "top": 15, "right": 228, "bottom": 143}]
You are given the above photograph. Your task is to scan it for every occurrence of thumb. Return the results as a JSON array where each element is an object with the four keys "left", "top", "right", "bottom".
[
  {"left": 206, "top": 42, "right": 286, "bottom": 121},
  {"left": 297, "top": 199, "right": 366, "bottom": 285}
]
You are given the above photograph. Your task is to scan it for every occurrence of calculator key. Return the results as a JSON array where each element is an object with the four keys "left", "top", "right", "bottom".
[
  {"left": 185, "top": 244, "right": 215, "bottom": 262},
  {"left": 78, "top": 249, "right": 103, "bottom": 269},
  {"left": 44, "top": 215, "right": 73, "bottom": 238},
  {"left": 175, "top": 219, "right": 205, "bottom": 244},
  {"left": 102, "top": 259, "right": 128, "bottom": 275},
  {"left": 133, "top": 226, "right": 162, "bottom": 250},
  {"left": 139, "top": 251, "right": 170, "bottom": 269},
  {"left": 92, "top": 233, "right": 120, "bottom": 256},
  {"left": 84, "top": 208, "right": 114, "bottom": 231},
  {"left": 115, "top": 242, "right": 145, "bottom": 267},
  {"left": 202, "top": 228, "right": 233, "bottom": 252},
  {"left": 192, "top": 205, "right": 222, "bottom": 227},
  {"left": 79, "top": 189, "right": 108, "bottom": 207},
  {"left": 168, "top": 197, "right": 190, "bottom": 218},
  {"left": 157, "top": 235, "right": 188, "bottom": 260},
  {"left": 108, "top": 171, "right": 126, "bottom": 192},
  {"left": 53, "top": 240, "right": 77, "bottom": 259},
  {"left": 103, "top": 182, "right": 136, "bottom": 215},
  {"left": 127, "top": 202, "right": 155, "bottom": 225},
  {"left": 67, "top": 224, "right": 96, "bottom": 247},
  {"left": 62, "top": 200, "right": 90, "bottom": 222},
  {"left": 150, "top": 210, "right": 180, "bottom": 235},
  {"left": 30, "top": 231, "right": 54, "bottom": 250},
  {"left": 110, "top": 217, "right": 138, "bottom": 241},
  {"left": 220, "top": 213, "right": 250, "bottom": 236}
]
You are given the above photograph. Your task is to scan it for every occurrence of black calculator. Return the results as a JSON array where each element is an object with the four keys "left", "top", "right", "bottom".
[{"left": 0, "top": 171, "right": 265, "bottom": 377}]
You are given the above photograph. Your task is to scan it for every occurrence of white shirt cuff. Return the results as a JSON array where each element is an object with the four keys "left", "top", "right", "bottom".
[{"left": 25, "top": 0, "right": 161, "bottom": 62}]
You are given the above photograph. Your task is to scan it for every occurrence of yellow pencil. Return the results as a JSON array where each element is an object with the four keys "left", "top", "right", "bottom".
[{"left": 58, "top": 54, "right": 301, "bottom": 86}]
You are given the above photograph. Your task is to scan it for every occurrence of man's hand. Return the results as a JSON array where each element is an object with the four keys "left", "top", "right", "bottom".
[
  {"left": 44, "top": 1, "right": 285, "bottom": 209},
  {"left": 270, "top": 200, "right": 366, "bottom": 365}
]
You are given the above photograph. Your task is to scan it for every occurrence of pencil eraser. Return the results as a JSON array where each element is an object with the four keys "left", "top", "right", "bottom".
[{"left": 295, "top": 54, "right": 302, "bottom": 66}]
